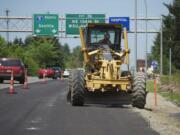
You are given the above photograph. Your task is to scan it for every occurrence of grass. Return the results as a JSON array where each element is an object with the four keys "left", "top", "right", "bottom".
[
  {"left": 160, "top": 92, "right": 180, "bottom": 103},
  {"left": 146, "top": 79, "right": 159, "bottom": 92},
  {"left": 146, "top": 80, "right": 154, "bottom": 92},
  {"left": 146, "top": 71, "right": 180, "bottom": 104},
  {"left": 161, "top": 71, "right": 180, "bottom": 85}
]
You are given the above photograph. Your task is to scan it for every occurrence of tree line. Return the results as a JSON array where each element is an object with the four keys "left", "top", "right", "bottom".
[
  {"left": 149, "top": 0, "right": 180, "bottom": 74},
  {"left": 0, "top": 36, "right": 83, "bottom": 75}
]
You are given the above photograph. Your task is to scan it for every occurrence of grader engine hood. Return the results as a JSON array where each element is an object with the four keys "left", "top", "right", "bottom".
[
  {"left": 99, "top": 59, "right": 121, "bottom": 80},
  {"left": 93, "top": 45, "right": 121, "bottom": 80}
]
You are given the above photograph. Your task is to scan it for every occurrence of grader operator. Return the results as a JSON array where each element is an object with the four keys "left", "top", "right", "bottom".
[{"left": 67, "top": 23, "right": 146, "bottom": 108}]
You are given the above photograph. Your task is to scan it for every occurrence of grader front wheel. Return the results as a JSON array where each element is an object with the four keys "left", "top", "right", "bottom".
[
  {"left": 131, "top": 72, "right": 146, "bottom": 109},
  {"left": 70, "top": 70, "right": 85, "bottom": 106}
]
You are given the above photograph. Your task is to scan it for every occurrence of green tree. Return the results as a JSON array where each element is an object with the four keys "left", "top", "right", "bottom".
[
  {"left": 0, "top": 36, "right": 8, "bottom": 57},
  {"left": 150, "top": 0, "right": 180, "bottom": 74},
  {"left": 62, "top": 43, "right": 70, "bottom": 55},
  {"left": 1, "top": 35, "right": 80, "bottom": 75},
  {"left": 68, "top": 46, "right": 83, "bottom": 68},
  {"left": 13, "top": 37, "right": 24, "bottom": 46}
]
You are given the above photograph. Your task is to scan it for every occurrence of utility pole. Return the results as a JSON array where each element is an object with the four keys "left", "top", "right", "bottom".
[
  {"left": 160, "top": 16, "right": 163, "bottom": 76},
  {"left": 169, "top": 48, "right": 172, "bottom": 77},
  {"left": 5, "top": 9, "right": 10, "bottom": 43},
  {"left": 134, "top": 0, "right": 137, "bottom": 72},
  {"left": 144, "top": 0, "right": 148, "bottom": 72}
]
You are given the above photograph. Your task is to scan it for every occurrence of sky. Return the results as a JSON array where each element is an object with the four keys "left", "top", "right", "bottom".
[{"left": 0, "top": 0, "right": 173, "bottom": 68}]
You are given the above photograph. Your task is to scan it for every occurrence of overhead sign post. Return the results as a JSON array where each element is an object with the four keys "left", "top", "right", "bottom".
[
  {"left": 109, "top": 17, "right": 130, "bottom": 31},
  {"left": 66, "top": 14, "right": 105, "bottom": 35},
  {"left": 33, "top": 14, "right": 59, "bottom": 36}
]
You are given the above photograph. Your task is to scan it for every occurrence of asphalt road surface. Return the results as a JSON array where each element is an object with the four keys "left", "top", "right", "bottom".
[{"left": 0, "top": 80, "right": 159, "bottom": 135}]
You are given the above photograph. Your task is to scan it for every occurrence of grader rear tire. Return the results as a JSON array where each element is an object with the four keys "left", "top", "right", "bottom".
[
  {"left": 67, "top": 70, "right": 73, "bottom": 102},
  {"left": 131, "top": 72, "right": 146, "bottom": 109},
  {"left": 71, "top": 70, "right": 85, "bottom": 106}
]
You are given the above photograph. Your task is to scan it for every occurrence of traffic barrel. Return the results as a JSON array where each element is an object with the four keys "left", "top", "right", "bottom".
[{"left": 8, "top": 70, "right": 16, "bottom": 94}]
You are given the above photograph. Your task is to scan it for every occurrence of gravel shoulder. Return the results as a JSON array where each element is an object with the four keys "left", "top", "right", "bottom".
[{"left": 132, "top": 92, "right": 180, "bottom": 135}]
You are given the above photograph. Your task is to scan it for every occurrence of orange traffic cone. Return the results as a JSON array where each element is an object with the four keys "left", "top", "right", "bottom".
[
  {"left": 41, "top": 72, "right": 47, "bottom": 84},
  {"left": 9, "top": 70, "right": 16, "bottom": 94},
  {"left": 23, "top": 81, "right": 28, "bottom": 89},
  {"left": 61, "top": 75, "right": 64, "bottom": 81},
  {"left": 23, "top": 69, "right": 29, "bottom": 89}
]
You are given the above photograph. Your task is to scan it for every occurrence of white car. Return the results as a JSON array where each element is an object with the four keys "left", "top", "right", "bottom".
[{"left": 63, "top": 69, "right": 70, "bottom": 78}]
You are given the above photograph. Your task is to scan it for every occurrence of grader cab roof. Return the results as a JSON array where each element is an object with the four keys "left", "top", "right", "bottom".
[{"left": 87, "top": 23, "right": 122, "bottom": 29}]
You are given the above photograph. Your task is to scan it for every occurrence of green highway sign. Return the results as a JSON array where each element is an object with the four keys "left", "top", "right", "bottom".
[
  {"left": 33, "top": 14, "right": 59, "bottom": 36},
  {"left": 66, "top": 14, "right": 105, "bottom": 35}
]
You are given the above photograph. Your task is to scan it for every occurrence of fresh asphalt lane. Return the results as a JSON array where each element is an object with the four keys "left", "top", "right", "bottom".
[{"left": 0, "top": 80, "right": 159, "bottom": 135}]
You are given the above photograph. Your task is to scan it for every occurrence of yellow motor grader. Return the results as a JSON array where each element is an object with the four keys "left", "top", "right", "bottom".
[{"left": 67, "top": 23, "right": 146, "bottom": 108}]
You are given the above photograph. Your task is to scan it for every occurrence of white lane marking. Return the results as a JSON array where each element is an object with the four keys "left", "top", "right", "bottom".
[
  {"left": 47, "top": 104, "right": 55, "bottom": 107},
  {"left": 26, "top": 127, "right": 40, "bottom": 131}
]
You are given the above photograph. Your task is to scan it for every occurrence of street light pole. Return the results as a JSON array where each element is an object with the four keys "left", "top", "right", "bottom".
[
  {"left": 134, "top": 0, "right": 137, "bottom": 72},
  {"left": 144, "top": 0, "right": 148, "bottom": 72},
  {"left": 169, "top": 48, "right": 172, "bottom": 77},
  {"left": 5, "top": 9, "right": 10, "bottom": 43},
  {"left": 160, "top": 16, "right": 163, "bottom": 76}
]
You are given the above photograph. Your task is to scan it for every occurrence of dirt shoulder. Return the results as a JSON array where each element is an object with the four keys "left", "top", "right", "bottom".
[{"left": 132, "top": 92, "right": 180, "bottom": 135}]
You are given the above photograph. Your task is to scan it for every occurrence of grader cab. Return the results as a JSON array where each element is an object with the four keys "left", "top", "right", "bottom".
[{"left": 67, "top": 23, "right": 146, "bottom": 108}]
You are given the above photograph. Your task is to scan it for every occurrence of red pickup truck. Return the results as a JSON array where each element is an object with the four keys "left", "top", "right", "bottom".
[{"left": 0, "top": 58, "right": 25, "bottom": 84}]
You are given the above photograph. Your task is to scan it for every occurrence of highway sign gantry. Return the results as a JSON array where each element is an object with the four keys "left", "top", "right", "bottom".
[{"left": 33, "top": 14, "right": 59, "bottom": 36}]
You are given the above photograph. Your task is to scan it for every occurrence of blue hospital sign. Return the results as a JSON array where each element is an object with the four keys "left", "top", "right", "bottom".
[
  {"left": 151, "top": 60, "right": 158, "bottom": 69},
  {"left": 109, "top": 17, "right": 130, "bottom": 31}
]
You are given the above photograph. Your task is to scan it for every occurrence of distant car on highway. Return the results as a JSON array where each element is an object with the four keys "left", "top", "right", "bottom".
[
  {"left": 38, "top": 68, "right": 55, "bottom": 79},
  {"left": 0, "top": 58, "right": 25, "bottom": 84},
  {"left": 63, "top": 69, "right": 70, "bottom": 78}
]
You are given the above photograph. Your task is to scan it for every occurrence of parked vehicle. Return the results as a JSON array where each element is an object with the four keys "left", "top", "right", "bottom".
[
  {"left": 38, "top": 68, "right": 55, "bottom": 79},
  {"left": 52, "top": 67, "right": 63, "bottom": 79},
  {"left": 0, "top": 58, "right": 25, "bottom": 84},
  {"left": 63, "top": 69, "right": 70, "bottom": 78}
]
